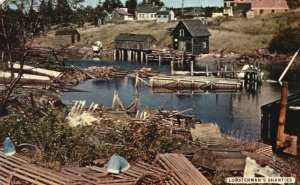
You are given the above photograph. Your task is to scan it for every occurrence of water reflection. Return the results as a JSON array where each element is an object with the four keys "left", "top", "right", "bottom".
[{"left": 62, "top": 60, "right": 300, "bottom": 139}]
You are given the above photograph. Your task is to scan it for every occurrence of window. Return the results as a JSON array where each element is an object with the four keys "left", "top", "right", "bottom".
[
  {"left": 158, "top": 15, "right": 161, "bottom": 18},
  {"left": 139, "top": 14, "right": 142, "bottom": 18},
  {"left": 142, "top": 14, "right": 144, "bottom": 18},
  {"left": 271, "top": 9, "right": 275, "bottom": 13},
  {"left": 164, "top": 15, "right": 167, "bottom": 18},
  {"left": 260, "top": 9, "right": 264, "bottom": 14},
  {"left": 179, "top": 29, "right": 184, "bottom": 37},
  {"left": 202, "top": 42, "right": 207, "bottom": 49},
  {"left": 151, "top": 14, "right": 153, "bottom": 18}
]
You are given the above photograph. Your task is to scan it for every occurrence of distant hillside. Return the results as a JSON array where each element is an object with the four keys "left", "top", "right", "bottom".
[
  {"left": 33, "top": 22, "right": 176, "bottom": 50},
  {"left": 33, "top": 9, "right": 300, "bottom": 54},
  {"left": 209, "top": 9, "right": 300, "bottom": 53}
]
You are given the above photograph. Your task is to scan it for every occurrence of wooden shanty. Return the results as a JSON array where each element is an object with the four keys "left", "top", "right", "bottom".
[
  {"left": 170, "top": 19, "right": 211, "bottom": 54},
  {"left": 55, "top": 28, "right": 80, "bottom": 44},
  {"left": 261, "top": 91, "right": 300, "bottom": 156},
  {"left": 114, "top": 33, "right": 157, "bottom": 61}
]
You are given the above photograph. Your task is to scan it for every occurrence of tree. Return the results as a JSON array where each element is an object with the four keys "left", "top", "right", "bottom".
[
  {"left": 46, "top": 0, "right": 54, "bottom": 25},
  {"left": 102, "top": 0, "right": 123, "bottom": 13},
  {"left": 141, "top": 0, "right": 164, "bottom": 6},
  {"left": 0, "top": 0, "right": 43, "bottom": 116},
  {"left": 55, "top": 0, "right": 73, "bottom": 23},
  {"left": 269, "top": 27, "right": 300, "bottom": 54},
  {"left": 125, "top": 0, "right": 137, "bottom": 10}
]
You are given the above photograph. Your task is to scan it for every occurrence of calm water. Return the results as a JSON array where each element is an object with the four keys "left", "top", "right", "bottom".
[{"left": 62, "top": 60, "right": 300, "bottom": 139}]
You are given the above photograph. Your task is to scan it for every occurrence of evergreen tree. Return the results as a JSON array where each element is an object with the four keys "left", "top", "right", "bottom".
[
  {"left": 103, "top": 0, "right": 123, "bottom": 12},
  {"left": 125, "top": 0, "right": 137, "bottom": 10},
  {"left": 55, "top": 0, "right": 73, "bottom": 23},
  {"left": 46, "top": 0, "right": 54, "bottom": 25}
]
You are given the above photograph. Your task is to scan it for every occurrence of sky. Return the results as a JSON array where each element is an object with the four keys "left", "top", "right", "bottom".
[{"left": 84, "top": 0, "right": 224, "bottom": 8}]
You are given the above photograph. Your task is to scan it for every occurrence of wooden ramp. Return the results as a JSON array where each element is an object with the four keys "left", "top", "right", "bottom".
[{"left": 150, "top": 75, "right": 243, "bottom": 92}]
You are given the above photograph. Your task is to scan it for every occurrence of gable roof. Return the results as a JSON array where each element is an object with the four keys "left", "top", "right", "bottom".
[
  {"left": 171, "top": 20, "right": 211, "bottom": 37},
  {"left": 115, "top": 33, "right": 157, "bottom": 42},
  {"left": 136, "top": 5, "right": 161, "bottom": 13},
  {"left": 156, "top": 11, "right": 170, "bottom": 15},
  {"left": 233, "top": 0, "right": 289, "bottom": 9},
  {"left": 114, "top": 8, "right": 133, "bottom": 16}
]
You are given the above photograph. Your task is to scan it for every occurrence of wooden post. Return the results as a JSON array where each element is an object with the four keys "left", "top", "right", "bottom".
[
  {"left": 1, "top": 51, "right": 4, "bottom": 62},
  {"left": 190, "top": 60, "right": 194, "bottom": 76},
  {"left": 206, "top": 65, "right": 209, "bottom": 77},
  {"left": 159, "top": 55, "right": 161, "bottom": 66},
  {"left": 128, "top": 50, "right": 131, "bottom": 61},
  {"left": 277, "top": 81, "right": 288, "bottom": 148},
  {"left": 141, "top": 51, "right": 144, "bottom": 63},
  {"left": 171, "top": 60, "right": 174, "bottom": 75},
  {"left": 145, "top": 53, "right": 148, "bottom": 65},
  {"left": 135, "top": 51, "right": 138, "bottom": 62},
  {"left": 114, "top": 49, "right": 117, "bottom": 61},
  {"left": 217, "top": 61, "right": 220, "bottom": 78}
]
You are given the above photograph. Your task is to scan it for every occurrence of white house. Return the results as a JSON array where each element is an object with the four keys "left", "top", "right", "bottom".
[
  {"left": 111, "top": 8, "right": 134, "bottom": 22},
  {"left": 156, "top": 10, "right": 176, "bottom": 23},
  {"left": 136, "top": 5, "right": 163, "bottom": 21}
]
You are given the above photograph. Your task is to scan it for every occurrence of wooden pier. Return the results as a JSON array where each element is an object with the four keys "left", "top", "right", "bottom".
[{"left": 149, "top": 75, "right": 243, "bottom": 92}]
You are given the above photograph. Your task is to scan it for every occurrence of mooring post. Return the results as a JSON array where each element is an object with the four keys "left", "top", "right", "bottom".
[
  {"left": 135, "top": 52, "right": 138, "bottom": 62},
  {"left": 128, "top": 50, "right": 131, "bottom": 61},
  {"left": 141, "top": 51, "right": 144, "bottom": 63},
  {"left": 113, "top": 49, "right": 117, "bottom": 61},
  {"left": 145, "top": 53, "right": 148, "bottom": 65},
  {"left": 159, "top": 55, "right": 161, "bottom": 66},
  {"left": 190, "top": 60, "right": 194, "bottom": 76},
  {"left": 277, "top": 81, "right": 288, "bottom": 148},
  {"left": 217, "top": 61, "right": 220, "bottom": 78},
  {"left": 171, "top": 60, "right": 174, "bottom": 75},
  {"left": 206, "top": 65, "right": 209, "bottom": 77}
]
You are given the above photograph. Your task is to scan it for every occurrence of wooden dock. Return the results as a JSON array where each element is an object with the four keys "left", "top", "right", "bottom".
[{"left": 149, "top": 75, "right": 243, "bottom": 92}]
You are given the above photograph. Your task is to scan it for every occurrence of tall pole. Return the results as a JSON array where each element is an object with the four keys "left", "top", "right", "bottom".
[
  {"left": 181, "top": 0, "right": 184, "bottom": 16},
  {"left": 276, "top": 81, "right": 288, "bottom": 148},
  {"left": 278, "top": 50, "right": 299, "bottom": 85}
]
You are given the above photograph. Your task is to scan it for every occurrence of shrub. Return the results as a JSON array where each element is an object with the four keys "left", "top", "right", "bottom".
[{"left": 268, "top": 27, "right": 300, "bottom": 54}]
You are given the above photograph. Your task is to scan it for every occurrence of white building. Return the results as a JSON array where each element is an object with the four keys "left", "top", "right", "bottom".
[
  {"left": 111, "top": 8, "right": 134, "bottom": 22},
  {"left": 156, "top": 10, "right": 176, "bottom": 23},
  {"left": 136, "top": 5, "right": 163, "bottom": 21}
]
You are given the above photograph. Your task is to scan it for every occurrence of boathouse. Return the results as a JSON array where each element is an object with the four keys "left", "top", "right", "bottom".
[
  {"left": 115, "top": 33, "right": 156, "bottom": 51},
  {"left": 114, "top": 33, "right": 157, "bottom": 61},
  {"left": 170, "top": 19, "right": 211, "bottom": 54},
  {"left": 261, "top": 92, "right": 300, "bottom": 154},
  {"left": 55, "top": 28, "right": 80, "bottom": 44}
]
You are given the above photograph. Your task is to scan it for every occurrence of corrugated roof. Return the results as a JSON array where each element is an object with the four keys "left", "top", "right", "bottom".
[
  {"left": 181, "top": 19, "right": 211, "bottom": 37},
  {"left": 233, "top": 0, "right": 289, "bottom": 9},
  {"left": 136, "top": 5, "right": 161, "bottom": 13},
  {"left": 115, "top": 33, "right": 157, "bottom": 42}
]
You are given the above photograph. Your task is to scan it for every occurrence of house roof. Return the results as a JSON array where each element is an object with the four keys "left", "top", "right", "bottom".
[
  {"left": 261, "top": 92, "right": 300, "bottom": 110},
  {"left": 156, "top": 11, "right": 170, "bottom": 15},
  {"left": 233, "top": 0, "right": 289, "bottom": 9},
  {"left": 115, "top": 33, "right": 157, "bottom": 42},
  {"left": 172, "top": 19, "right": 211, "bottom": 37},
  {"left": 136, "top": 5, "right": 161, "bottom": 13},
  {"left": 114, "top": 8, "right": 133, "bottom": 16}
]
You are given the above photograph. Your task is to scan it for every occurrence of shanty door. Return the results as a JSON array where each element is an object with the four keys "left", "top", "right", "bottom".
[{"left": 178, "top": 41, "right": 186, "bottom": 51}]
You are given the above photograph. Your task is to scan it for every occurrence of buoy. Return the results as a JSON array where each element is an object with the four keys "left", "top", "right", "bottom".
[{"left": 3, "top": 137, "right": 16, "bottom": 156}]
